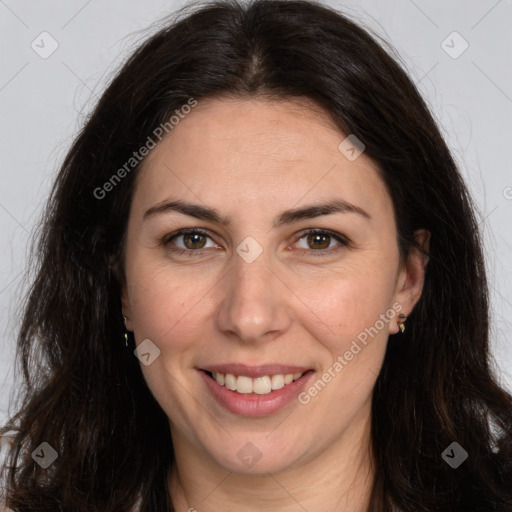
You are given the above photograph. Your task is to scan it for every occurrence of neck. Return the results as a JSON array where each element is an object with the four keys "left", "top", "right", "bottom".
[{"left": 168, "top": 412, "right": 375, "bottom": 512}]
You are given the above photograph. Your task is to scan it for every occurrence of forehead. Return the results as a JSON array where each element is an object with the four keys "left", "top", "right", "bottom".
[
  {"left": 132, "top": 96, "right": 392, "bottom": 223},
  {"left": 146, "top": 96, "right": 348, "bottom": 169}
]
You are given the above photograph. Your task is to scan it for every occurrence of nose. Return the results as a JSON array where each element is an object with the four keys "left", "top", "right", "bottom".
[{"left": 215, "top": 250, "right": 292, "bottom": 344}]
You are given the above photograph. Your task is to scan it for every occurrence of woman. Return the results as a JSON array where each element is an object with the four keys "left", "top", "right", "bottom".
[{"left": 1, "top": 0, "right": 511, "bottom": 510}]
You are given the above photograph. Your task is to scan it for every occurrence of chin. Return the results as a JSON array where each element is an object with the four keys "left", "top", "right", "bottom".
[{"left": 201, "top": 433, "right": 307, "bottom": 475}]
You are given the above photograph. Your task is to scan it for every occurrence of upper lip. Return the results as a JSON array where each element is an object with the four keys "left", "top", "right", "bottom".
[{"left": 200, "top": 363, "right": 312, "bottom": 378}]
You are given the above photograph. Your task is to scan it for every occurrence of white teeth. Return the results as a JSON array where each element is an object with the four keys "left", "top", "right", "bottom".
[
  {"left": 225, "top": 373, "right": 237, "bottom": 391},
  {"left": 253, "top": 376, "right": 272, "bottom": 394},
  {"left": 236, "top": 375, "right": 253, "bottom": 394},
  {"left": 271, "top": 374, "right": 285, "bottom": 390},
  {"left": 209, "top": 371, "right": 305, "bottom": 395}
]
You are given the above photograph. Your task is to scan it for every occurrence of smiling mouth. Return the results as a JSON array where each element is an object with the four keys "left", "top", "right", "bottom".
[{"left": 204, "top": 370, "right": 311, "bottom": 395}]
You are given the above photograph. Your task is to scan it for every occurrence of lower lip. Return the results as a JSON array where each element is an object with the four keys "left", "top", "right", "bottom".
[{"left": 199, "top": 370, "right": 314, "bottom": 417}]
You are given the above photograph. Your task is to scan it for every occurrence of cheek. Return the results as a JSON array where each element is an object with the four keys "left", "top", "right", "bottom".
[
  {"left": 126, "top": 260, "right": 217, "bottom": 348},
  {"left": 128, "top": 263, "right": 396, "bottom": 346},
  {"left": 125, "top": 262, "right": 216, "bottom": 416},
  {"left": 292, "top": 264, "right": 397, "bottom": 350},
  {"left": 293, "top": 272, "right": 394, "bottom": 419}
]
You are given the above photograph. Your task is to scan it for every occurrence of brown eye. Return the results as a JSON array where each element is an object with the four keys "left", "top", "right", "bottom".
[
  {"left": 182, "top": 232, "right": 207, "bottom": 249},
  {"left": 307, "top": 232, "right": 331, "bottom": 250},
  {"left": 163, "top": 229, "right": 218, "bottom": 254},
  {"left": 294, "top": 229, "right": 349, "bottom": 257}
]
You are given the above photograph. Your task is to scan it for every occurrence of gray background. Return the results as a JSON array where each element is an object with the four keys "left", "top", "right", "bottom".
[{"left": 1, "top": 0, "right": 511, "bottom": 426}]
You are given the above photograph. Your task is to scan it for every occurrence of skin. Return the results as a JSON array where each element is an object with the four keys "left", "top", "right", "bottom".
[{"left": 121, "top": 97, "right": 430, "bottom": 511}]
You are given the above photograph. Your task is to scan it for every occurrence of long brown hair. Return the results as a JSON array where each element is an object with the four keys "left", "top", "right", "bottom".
[{"left": 2, "top": 1, "right": 512, "bottom": 510}]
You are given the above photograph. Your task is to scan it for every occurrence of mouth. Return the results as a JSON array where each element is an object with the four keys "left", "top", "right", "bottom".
[
  {"left": 198, "top": 364, "right": 315, "bottom": 417},
  {"left": 203, "top": 370, "right": 306, "bottom": 395}
]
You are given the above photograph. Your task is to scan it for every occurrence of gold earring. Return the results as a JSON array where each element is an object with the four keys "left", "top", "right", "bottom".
[{"left": 398, "top": 314, "right": 407, "bottom": 333}]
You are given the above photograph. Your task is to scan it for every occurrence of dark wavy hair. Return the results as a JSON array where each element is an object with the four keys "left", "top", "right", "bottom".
[{"left": 2, "top": 1, "right": 512, "bottom": 510}]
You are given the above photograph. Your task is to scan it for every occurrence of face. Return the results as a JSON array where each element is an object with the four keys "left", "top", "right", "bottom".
[{"left": 121, "top": 97, "right": 428, "bottom": 475}]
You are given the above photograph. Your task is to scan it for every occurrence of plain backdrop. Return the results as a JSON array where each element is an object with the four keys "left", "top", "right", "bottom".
[{"left": 0, "top": 0, "right": 511, "bottom": 427}]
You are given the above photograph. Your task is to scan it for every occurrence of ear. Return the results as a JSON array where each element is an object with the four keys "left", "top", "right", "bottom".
[{"left": 390, "top": 229, "right": 430, "bottom": 334}]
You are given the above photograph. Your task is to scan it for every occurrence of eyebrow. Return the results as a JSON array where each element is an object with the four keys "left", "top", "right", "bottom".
[{"left": 142, "top": 198, "right": 371, "bottom": 226}]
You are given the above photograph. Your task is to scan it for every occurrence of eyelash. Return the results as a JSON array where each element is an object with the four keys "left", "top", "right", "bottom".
[{"left": 161, "top": 228, "right": 350, "bottom": 258}]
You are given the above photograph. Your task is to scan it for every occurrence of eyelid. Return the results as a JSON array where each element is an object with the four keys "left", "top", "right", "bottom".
[{"left": 294, "top": 228, "right": 350, "bottom": 245}]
